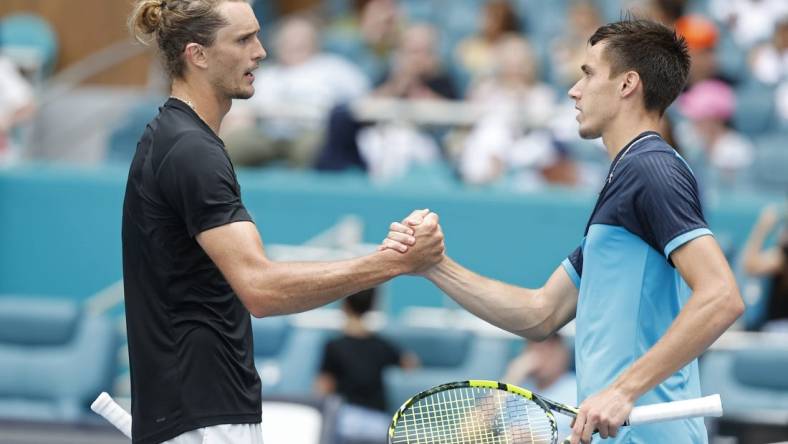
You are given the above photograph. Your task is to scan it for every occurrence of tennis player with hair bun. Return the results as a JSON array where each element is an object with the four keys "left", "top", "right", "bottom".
[
  {"left": 122, "top": 1, "right": 444, "bottom": 443},
  {"left": 385, "top": 18, "right": 744, "bottom": 444}
]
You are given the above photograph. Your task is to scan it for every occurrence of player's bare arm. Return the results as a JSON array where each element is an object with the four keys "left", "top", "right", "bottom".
[
  {"left": 384, "top": 220, "right": 578, "bottom": 340},
  {"left": 197, "top": 212, "right": 444, "bottom": 317}
]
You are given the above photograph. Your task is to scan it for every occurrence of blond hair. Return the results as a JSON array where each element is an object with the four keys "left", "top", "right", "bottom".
[{"left": 128, "top": 0, "right": 246, "bottom": 79}]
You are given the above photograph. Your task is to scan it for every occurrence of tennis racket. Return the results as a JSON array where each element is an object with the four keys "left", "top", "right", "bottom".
[
  {"left": 387, "top": 380, "right": 723, "bottom": 444},
  {"left": 91, "top": 392, "right": 132, "bottom": 439}
]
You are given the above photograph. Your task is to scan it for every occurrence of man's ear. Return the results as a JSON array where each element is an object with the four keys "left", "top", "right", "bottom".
[
  {"left": 184, "top": 43, "right": 209, "bottom": 70},
  {"left": 620, "top": 70, "right": 641, "bottom": 99}
]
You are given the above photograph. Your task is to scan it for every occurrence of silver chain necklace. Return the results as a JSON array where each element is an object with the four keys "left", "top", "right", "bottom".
[{"left": 607, "top": 133, "right": 659, "bottom": 184}]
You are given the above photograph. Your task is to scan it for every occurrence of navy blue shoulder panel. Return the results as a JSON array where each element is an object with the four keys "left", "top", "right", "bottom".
[{"left": 587, "top": 136, "right": 708, "bottom": 261}]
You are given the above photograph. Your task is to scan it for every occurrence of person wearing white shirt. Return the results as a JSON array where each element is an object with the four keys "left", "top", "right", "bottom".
[{"left": 0, "top": 56, "right": 35, "bottom": 163}]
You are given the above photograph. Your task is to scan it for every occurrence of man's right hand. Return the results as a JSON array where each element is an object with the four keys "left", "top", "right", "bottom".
[{"left": 380, "top": 209, "right": 445, "bottom": 275}]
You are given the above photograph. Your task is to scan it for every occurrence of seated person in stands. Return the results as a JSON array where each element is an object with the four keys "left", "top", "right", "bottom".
[
  {"left": 315, "top": 23, "right": 458, "bottom": 173},
  {"left": 458, "top": 34, "right": 571, "bottom": 187},
  {"left": 742, "top": 204, "right": 788, "bottom": 331},
  {"left": 502, "top": 334, "right": 576, "bottom": 438},
  {"left": 0, "top": 55, "right": 35, "bottom": 164},
  {"left": 677, "top": 79, "right": 753, "bottom": 188},
  {"left": 454, "top": 0, "right": 522, "bottom": 85},
  {"left": 221, "top": 15, "right": 371, "bottom": 168},
  {"left": 315, "top": 287, "right": 417, "bottom": 443}
]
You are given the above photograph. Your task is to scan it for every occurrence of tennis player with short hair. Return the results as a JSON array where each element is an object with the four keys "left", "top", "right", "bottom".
[
  {"left": 122, "top": 1, "right": 444, "bottom": 443},
  {"left": 385, "top": 18, "right": 744, "bottom": 444}
]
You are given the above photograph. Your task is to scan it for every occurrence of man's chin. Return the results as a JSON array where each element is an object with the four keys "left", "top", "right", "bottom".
[
  {"left": 233, "top": 87, "right": 255, "bottom": 100},
  {"left": 578, "top": 126, "right": 601, "bottom": 140}
]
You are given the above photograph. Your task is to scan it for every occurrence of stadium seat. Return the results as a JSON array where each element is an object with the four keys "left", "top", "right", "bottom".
[
  {"left": 750, "top": 132, "right": 788, "bottom": 192},
  {"left": 381, "top": 325, "right": 511, "bottom": 412},
  {"left": 0, "top": 13, "right": 58, "bottom": 81},
  {"left": 0, "top": 297, "right": 116, "bottom": 422},
  {"left": 701, "top": 347, "right": 788, "bottom": 415},
  {"left": 106, "top": 97, "right": 164, "bottom": 164},
  {"left": 716, "top": 33, "right": 747, "bottom": 84},
  {"left": 733, "top": 82, "right": 777, "bottom": 137},
  {"left": 251, "top": 317, "right": 328, "bottom": 398},
  {"left": 732, "top": 348, "right": 788, "bottom": 391},
  {"left": 399, "top": 0, "right": 436, "bottom": 22}
]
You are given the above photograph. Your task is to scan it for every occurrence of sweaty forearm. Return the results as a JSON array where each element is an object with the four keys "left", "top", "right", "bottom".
[
  {"left": 424, "top": 256, "right": 554, "bottom": 339},
  {"left": 248, "top": 250, "right": 404, "bottom": 317}
]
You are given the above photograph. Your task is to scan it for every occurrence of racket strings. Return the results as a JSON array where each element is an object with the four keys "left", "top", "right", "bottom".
[{"left": 391, "top": 387, "right": 555, "bottom": 444}]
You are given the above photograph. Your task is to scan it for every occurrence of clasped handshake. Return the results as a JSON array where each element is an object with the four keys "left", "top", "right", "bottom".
[{"left": 377, "top": 208, "right": 446, "bottom": 275}]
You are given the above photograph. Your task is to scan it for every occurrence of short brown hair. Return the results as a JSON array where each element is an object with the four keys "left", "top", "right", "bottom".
[
  {"left": 589, "top": 18, "right": 690, "bottom": 116},
  {"left": 128, "top": 0, "right": 245, "bottom": 79}
]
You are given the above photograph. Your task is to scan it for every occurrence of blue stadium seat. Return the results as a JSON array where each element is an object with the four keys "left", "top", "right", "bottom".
[
  {"left": 750, "top": 132, "right": 788, "bottom": 192},
  {"left": 399, "top": 0, "right": 436, "bottom": 22},
  {"left": 106, "top": 97, "right": 164, "bottom": 164},
  {"left": 0, "top": 13, "right": 58, "bottom": 80},
  {"left": 701, "top": 347, "right": 788, "bottom": 415},
  {"left": 716, "top": 32, "right": 747, "bottom": 84},
  {"left": 381, "top": 325, "right": 511, "bottom": 412},
  {"left": 251, "top": 317, "right": 328, "bottom": 398},
  {"left": 733, "top": 82, "right": 777, "bottom": 137},
  {"left": 0, "top": 297, "right": 116, "bottom": 422},
  {"left": 732, "top": 348, "right": 788, "bottom": 391}
]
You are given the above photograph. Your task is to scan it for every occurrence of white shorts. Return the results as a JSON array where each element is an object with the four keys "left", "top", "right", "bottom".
[{"left": 161, "top": 423, "right": 263, "bottom": 444}]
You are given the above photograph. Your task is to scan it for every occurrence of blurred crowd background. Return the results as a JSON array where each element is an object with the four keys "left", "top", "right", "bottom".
[{"left": 0, "top": 0, "right": 786, "bottom": 443}]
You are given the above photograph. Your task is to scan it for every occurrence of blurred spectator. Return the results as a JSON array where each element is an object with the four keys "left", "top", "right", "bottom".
[
  {"left": 742, "top": 205, "right": 788, "bottom": 331},
  {"left": 315, "top": 23, "right": 458, "bottom": 175},
  {"left": 502, "top": 334, "right": 576, "bottom": 438},
  {"left": 749, "top": 16, "right": 788, "bottom": 127},
  {"left": 458, "top": 35, "right": 572, "bottom": 187},
  {"left": 324, "top": 0, "right": 402, "bottom": 83},
  {"left": 749, "top": 16, "right": 788, "bottom": 85},
  {"left": 550, "top": 0, "right": 603, "bottom": 89},
  {"left": 678, "top": 79, "right": 754, "bottom": 188},
  {"left": 316, "top": 288, "right": 417, "bottom": 444},
  {"left": 372, "top": 24, "right": 456, "bottom": 100},
  {"left": 453, "top": 0, "right": 522, "bottom": 88},
  {"left": 709, "top": 0, "right": 788, "bottom": 49},
  {"left": 221, "top": 16, "right": 370, "bottom": 167},
  {"left": 675, "top": 14, "right": 721, "bottom": 87},
  {"left": 0, "top": 55, "right": 35, "bottom": 164},
  {"left": 645, "top": 0, "right": 687, "bottom": 27}
]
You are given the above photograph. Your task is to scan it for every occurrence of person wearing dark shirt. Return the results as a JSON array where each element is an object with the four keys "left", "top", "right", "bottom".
[
  {"left": 742, "top": 204, "right": 788, "bottom": 330},
  {"left": 383, "top": 19, "right": 743, "bottom": 444},
  {"left": 124, "top": 2, "right": 444, "bottom": 443},
  {"left": 316, "top": 288, "right": 417, "bottom": 443}
]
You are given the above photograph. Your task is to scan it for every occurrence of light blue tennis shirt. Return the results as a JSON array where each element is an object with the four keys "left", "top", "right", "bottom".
[{"left": 561, "top": 132, "right": 712, "bottom": 443}]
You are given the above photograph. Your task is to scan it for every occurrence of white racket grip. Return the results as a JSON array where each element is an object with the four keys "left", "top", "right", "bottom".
[
  {"left": 91, "top": 392, "right": 133, "bottom": 439},
  {"left": 628, "top": 394, "right": 722, "bottom": 425}
]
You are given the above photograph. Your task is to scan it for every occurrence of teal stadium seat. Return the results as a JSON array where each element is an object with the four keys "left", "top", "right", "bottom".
[
  {"left": 106, "top": 97, "right": 164, "bottom": 164},
  {"left": 0, "top": 13, "right": 58, "bottom": 80},
  {"left": 701, "top": 347, "right": 788, "bottom": 415},
  {"left": 0, "top": 297, "right": 116, "bottom": 422},
  {"left": 750, "top": 132, "right": 788, "bottom": 192},
  {"left": 251, "top": 317, "right": 328, "bottom": 398},
  {"left": 381, "top": 325, "right": 511, "bottom": 412},
  {"left": 733, "top": 82, "right": 777, "bottom": 137},
  {"left": 716, "top": 32, "right": 747, "bottom": 84}
]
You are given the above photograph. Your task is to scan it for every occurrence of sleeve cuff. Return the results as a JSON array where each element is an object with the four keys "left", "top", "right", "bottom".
[
  {"left": 664, "top": 228, "right": 713, "bottom": 258},
  {"left": 561, "top": 258, "right": 581, "bottom": 289}
]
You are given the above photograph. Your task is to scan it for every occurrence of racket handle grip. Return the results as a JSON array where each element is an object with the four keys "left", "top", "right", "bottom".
[
  {"left": 91, "top": 392, "right": 133, "bottom": 439},
  {"left": 628, "top": 394, "right": 723, "bottom": 425}
]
